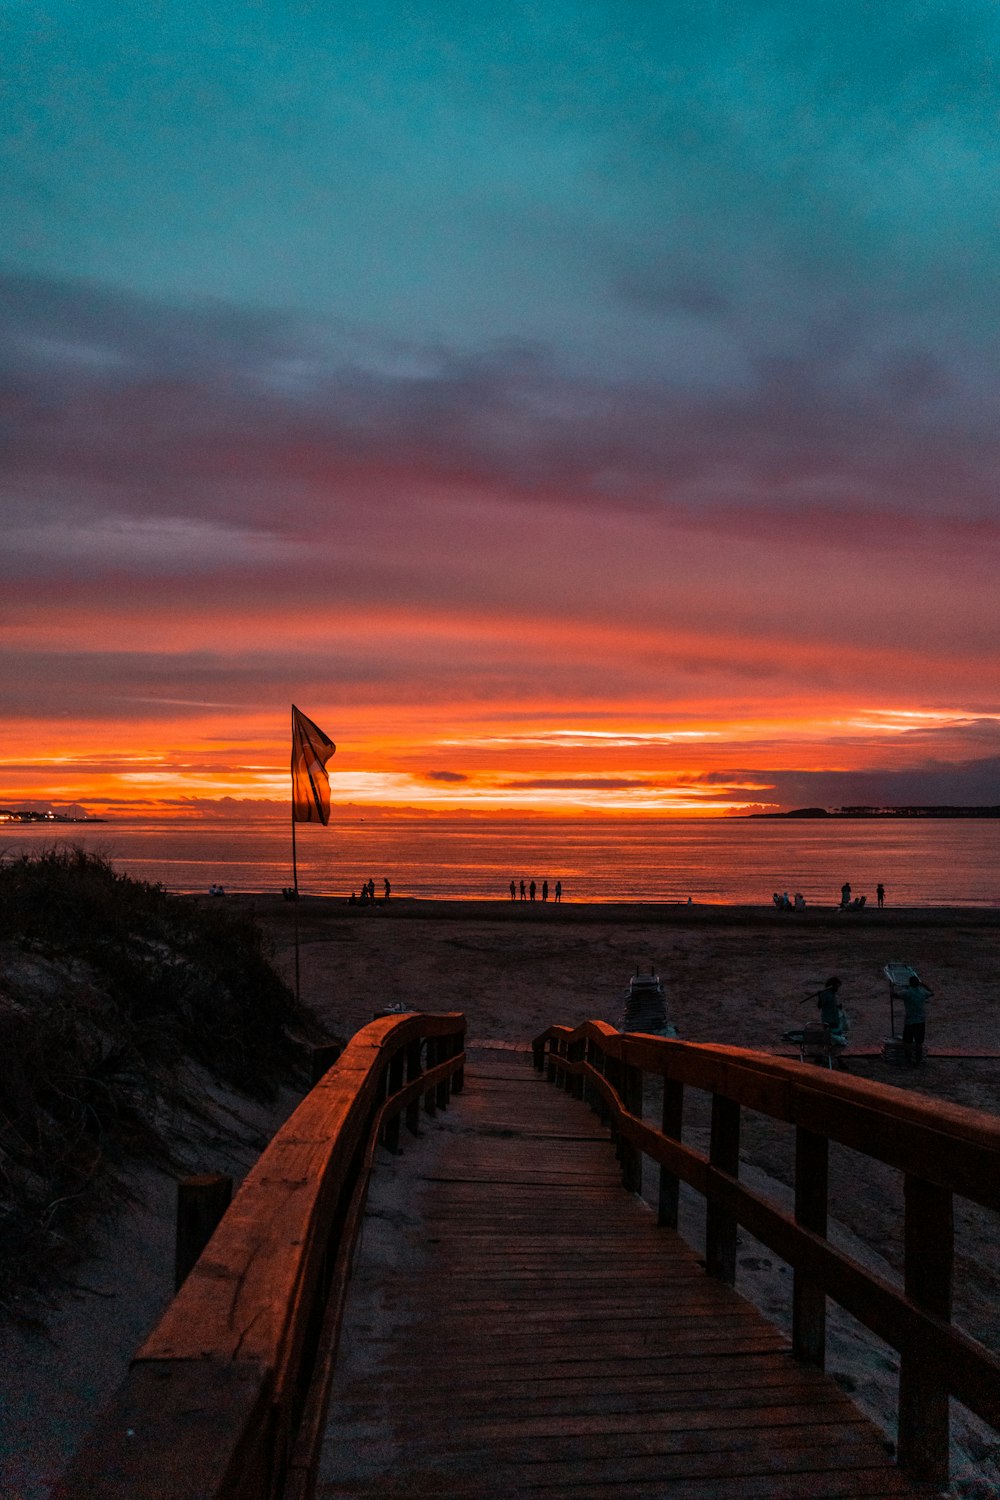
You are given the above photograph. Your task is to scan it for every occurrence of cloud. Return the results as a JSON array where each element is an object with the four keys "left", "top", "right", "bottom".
[{"left": 424, "top": 770, "right": 468, "bottom": 783}]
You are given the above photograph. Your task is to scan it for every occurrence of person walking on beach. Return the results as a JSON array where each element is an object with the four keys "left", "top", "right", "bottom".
[
  {"left": 903, "top": 974, "right": 933, "bottom": 1065},
  {"left": 509, "top": 879, "right": 516, "bottom": 901},
  {"left": 529, "top": 880, "right": 536, "bottom": 902},
  {"left": 877, "top": 883, "right": 885, "bottom": 908},
  {"left": 554, "top": 879, "right": 562, "bottom": 903},
  {"left": 383, "top": 878, "right": 391, "bottom": 902},
  {"left": 542, "top": 879, "right": 548, "bottom": 902},
  {"left": 519, "top": 879, "right": 526, "bottom": 901}
]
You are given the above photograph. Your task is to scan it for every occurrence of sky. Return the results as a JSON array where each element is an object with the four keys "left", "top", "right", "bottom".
[{"left": 2, "top": 0, "right": 999, "bottom": 817}]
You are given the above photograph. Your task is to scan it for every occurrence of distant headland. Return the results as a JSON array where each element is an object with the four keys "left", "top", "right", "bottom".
[
  {"left": 0, "top": 809, "right": 105, "bottom": 824},
  {"left": 749, "top": 806, "right": 1000, "bottom": 819}
]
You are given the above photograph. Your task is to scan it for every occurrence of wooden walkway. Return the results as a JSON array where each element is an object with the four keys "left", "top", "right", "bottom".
[{"left": 317, "top": 1055, "right": 933, "bottom": 1499}]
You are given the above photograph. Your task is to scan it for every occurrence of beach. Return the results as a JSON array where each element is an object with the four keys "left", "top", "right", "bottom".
[{"left": 5, "top": 897, "right": 999, "bottom": 1496}]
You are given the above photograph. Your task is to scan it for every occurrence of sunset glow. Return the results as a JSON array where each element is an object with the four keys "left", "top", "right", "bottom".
[{"left": 2, "top": 4, "right": 998, "bottom": 820}]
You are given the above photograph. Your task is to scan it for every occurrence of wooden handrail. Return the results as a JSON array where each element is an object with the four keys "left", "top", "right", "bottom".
[
  {"left": 52, "top": 1012, "right": 466, "bottom": 1500},
  {"left": 533, "top": 1020, "right": 1000, "bottom": 1486}
]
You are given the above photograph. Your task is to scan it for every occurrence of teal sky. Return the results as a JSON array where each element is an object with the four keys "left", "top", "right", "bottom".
[{"left": 2, "top": 1, "right": 1000, "bottom": 812}]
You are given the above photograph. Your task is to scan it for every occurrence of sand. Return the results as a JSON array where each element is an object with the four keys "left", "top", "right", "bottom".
[{"left": 4, "top": 898, "right": 999, "bottom": 1496}]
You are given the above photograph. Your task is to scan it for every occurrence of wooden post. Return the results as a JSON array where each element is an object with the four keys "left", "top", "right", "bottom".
[
  {"left": 175, "top": 1174, "right": 233, "bottom": 1291},
  {"left": 792, "top": 1126, "right": 829, "bottom": 1366},
  {"left": 383, "top": 1049, "right": 405, "bottom": 1153},
  {"left": 451, "top": 1031, "right": 465, "bottom": 1094},
  {"left": 621, "top": 1062, "right": 643, "bottom": 1194},
  {"left": 436, "top": 1038, "right": 451, "bottom": 1110},
  {"left": 606, "top": 1053, "right": 622, "bottom": 1157},
  {"left": 897, "top": 1176, "right": 954, "bottom": 1484},
  {"left": 705, "top": 1094, "right": 740, "bottom": 1285},
  {"left": 405, "top": 1039, "right": 422, "bottom": 1136},
  {"left": 658, "top": 1077, "right": 684, "bottom": 1228},
  {"left": 568, "top": 1038, "right": 585, "bottom": 1099},
  {"left": 310, "top": 1041, "right": 341, "bottom": 1086},
  {"left": 423, "top": 1037, "right": 438, "bottom": 1117}
]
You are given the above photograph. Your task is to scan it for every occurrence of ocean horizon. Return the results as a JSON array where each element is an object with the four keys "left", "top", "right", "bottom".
[{"left": 1, "top": 813, "right": 997, "bottom": 908}]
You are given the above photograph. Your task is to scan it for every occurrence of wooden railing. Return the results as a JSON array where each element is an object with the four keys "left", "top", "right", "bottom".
[
  {"left": 53, "top": 1012, "right": 466, "bottom": 1500},
  {"left": 533, "top": 1020, "right": 1000, "bottom": 1486}
]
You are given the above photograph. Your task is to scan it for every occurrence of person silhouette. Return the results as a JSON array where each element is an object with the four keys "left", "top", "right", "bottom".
[
  {"left": 554, "top": 880, "right": 562, "bottom": 903},
  {"left": 840, "top": 882, "right": 851, "bottom": 908},
  {"left": 519, "top": 879, "right": 526, "bottom": 901},
  {"left": 383, "top": 878, "right": 391, "bottom": 902},
  {"left": 509, "top": 879, "right": 516, "bottom": 901},
  {"left": 876, "top": 883, "right": 885, "bottom": 908},
  {"left": 542, "top": 879, "right": 548, "bottom": 902},
  {"left": 529, "top": 880, "right": 536, "bottom": 902}
]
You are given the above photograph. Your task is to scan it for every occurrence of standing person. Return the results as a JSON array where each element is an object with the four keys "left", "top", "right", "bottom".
[
  {"left": 816, "top": 977, "right": 844, "bottom": 1031},
  {"left": 876, "top": 883, "right": 885, "bottom": 908},
  {"left": 383, "top": 878, "right": 391, "bottom": 902},
  {"left": 368, "top": 878, "right": 376, "bottom": 902},
  {"left": 541, "top": 879, "right": 548, "bottom": 902},
  {"left": 840, "top": 882, "right": 851, "bottom": 908},
  {"left": 903, "top": 975, "right": 933, "bottom": 1065},
  {"left": 529, "top": 880, "right": 536, "bottom": 902},
  {"left": 509, "top": 879, "right": 516, "bottom": 901},
  {"left": 519, "top": 879, "right": 526, "bottom": 901},
  {"left": 554, "top": 879, "right": 562, "bottom": 903}
]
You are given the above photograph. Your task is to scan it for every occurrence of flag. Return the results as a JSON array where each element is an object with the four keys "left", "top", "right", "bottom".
[{"left": 291, "top": 705, "right": 336, "bottom": 824}]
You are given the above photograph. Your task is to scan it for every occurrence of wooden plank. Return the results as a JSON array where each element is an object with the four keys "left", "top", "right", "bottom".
[{"left": 319, "top": 1058, "right": 930, "bottom": 1500}]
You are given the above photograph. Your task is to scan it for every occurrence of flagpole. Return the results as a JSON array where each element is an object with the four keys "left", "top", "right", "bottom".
[{"left": 291, "top": 711, "right": 301, "bottom": 1004}]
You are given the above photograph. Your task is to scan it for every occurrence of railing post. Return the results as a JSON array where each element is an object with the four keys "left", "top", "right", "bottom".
[
  {"left": 657, "top": 1078, "right": 684, "bottom": 1228},
  {"left": 897, "top": 1176, "right": 954, "bottom": 1484},
  {"left": 383, "top": 1047, "right": 406, "bottom": 1153},
  {"left": 451, "top": 1030, "right": 465, "bottom": 1094},
  {"left": 423, "top": 1037, "right": 438, "bottom": 1117},
  {"left": 568, "top": 1037, "right": 585, "bottom": 1099},
  {"left": 605, "top": 1053, "right": 622, "bottom": 1157},
  {"left": 532, "top": 1036, "right": 547, "bottom": 1072},
  {"left": 621, "top": 1061, "right": 643, "bottom": 1193},
  {"left": 594, "top": 1044, "right": 611, "bottom": 1125},
  {"left": 705, "top": 1094, "right": 740, "bottom": 1284},
  {"left": 436, "top": 1034, "right": 451, "bottom": 1110},
  {"left": 792, "top": 1126, "right": 829, "bottom": 1366},
  {"left": 309, "top": 1040, "right": 342, "bottom": 1086},
  {"left": 175, "top": 1174, "right": 232, "bottom": 1291},
  {"left": 405, "top": 1039, "right": 422, "bottom": 1136},
  {"left": 546, "top": 1036, "right": 559, "bottom": 1083}
]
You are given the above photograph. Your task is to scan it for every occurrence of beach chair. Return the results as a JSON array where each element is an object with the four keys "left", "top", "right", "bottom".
[{"left": 784, "top": 1020, "right": 849, "bottom": 1069}]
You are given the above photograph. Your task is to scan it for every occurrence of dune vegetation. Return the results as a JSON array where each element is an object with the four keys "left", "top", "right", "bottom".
[{"left": 0, "top": 848, "right": 313, "bottom": 1312}]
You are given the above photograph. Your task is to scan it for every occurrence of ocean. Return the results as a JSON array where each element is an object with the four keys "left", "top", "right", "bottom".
[{"left": 1, "top": 814, "right": 996, "bottom": 907}]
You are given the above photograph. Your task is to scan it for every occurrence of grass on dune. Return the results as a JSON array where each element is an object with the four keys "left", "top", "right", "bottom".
[{"left": 0, "top": 847, "right": 316, "bottom": 1312}]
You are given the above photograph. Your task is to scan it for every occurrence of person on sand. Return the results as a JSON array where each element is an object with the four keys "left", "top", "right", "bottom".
[
  {"left": 519, "top": 879, "right": 526, "bottom": 900},
  {"left": 529, "top": 880, "right": 536, "bottom": 901},
  {"left": 815, "top": 976, "right": 844, "bottom": 1031},
  {"left": 903, "top": 975, "right": 933, "bottom": 1065},
  {"left": 793, "top": 893, "right": 806, "bottom": 910},
  {"left": 509, "top": 879, "right": 516, "bottom": 901},
  {"left": 840, "top": 882, "right": 851, "bottom": 908},
  {"left": 877, "top": 883, "right": 885, "bottom": 908},
  {"left": 542, "top": 879, "right": 548, "bottom": 902},
  {"left": 554, "top": 880, "right": 562, "bottom": 903},
  {"left": 383, "top": 878, "right": 391, "bottom": 902}
]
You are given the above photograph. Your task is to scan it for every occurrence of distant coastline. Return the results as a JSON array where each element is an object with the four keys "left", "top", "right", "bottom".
[
  {"left": 0, "top": 810, "right": 106, "bottom": 824},
  {"left": 749, "top": 806, "right": 1000, "bottom": 819}
]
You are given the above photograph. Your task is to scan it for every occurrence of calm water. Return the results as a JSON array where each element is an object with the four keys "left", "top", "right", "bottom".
[{"left": 1, "top": 815, "right": 996, "bottom": 906}]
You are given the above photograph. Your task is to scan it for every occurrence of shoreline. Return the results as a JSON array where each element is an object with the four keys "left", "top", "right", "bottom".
[{"left": 211, "top": 893, "right": 1000, "bottom": 928}]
